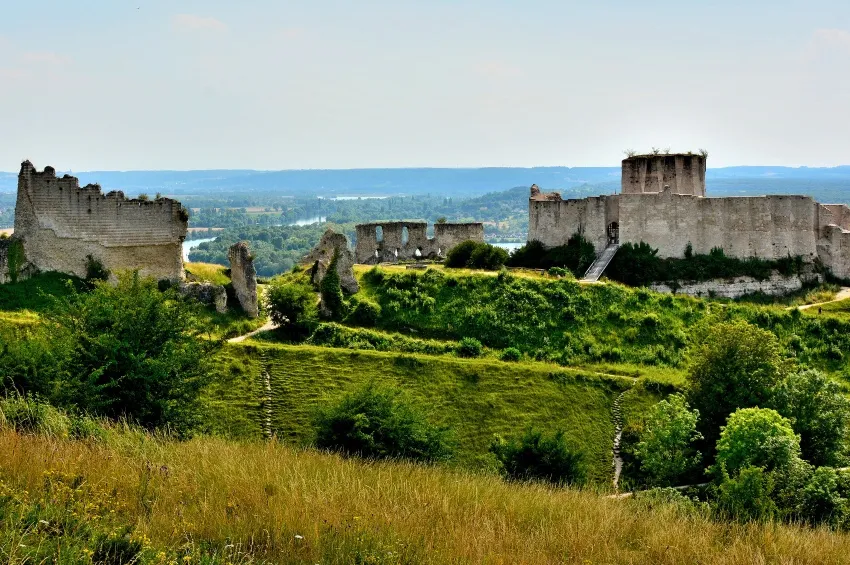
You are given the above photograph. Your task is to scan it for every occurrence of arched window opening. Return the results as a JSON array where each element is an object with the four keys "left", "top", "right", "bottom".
[
  {"left": 414, "top": 248, "right": 422, "bottom": 258},
  {"left": 401, "top": 226, "right": 409, "bottom": 247},
  {"left": 376, "top": 225, "right": 384, "bottom": 243}
]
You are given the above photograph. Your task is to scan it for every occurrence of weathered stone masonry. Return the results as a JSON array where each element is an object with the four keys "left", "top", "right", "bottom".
[
  {"left": 12, "top": 161, "right": 188, "bottom": 281},
  {"left": 354, "top": 221, "right": 484, "bottom": 264},
  {"left": 528, "top": 153, "right": 850, "bottom": 280}
]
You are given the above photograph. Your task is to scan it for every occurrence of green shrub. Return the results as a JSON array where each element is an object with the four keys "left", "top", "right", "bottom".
[
  {"left": 0, "top": 395, "right": 70, "bottom": 438},
  {"left": 313, "top": 382, "right": 453, "bottom": 462},
  {"left": 634, "top": 394, "right": 702, "bottom": 486},
  {"left": 715, "top": 465, "right": 778, "bottom": 523},
  {"left": 266, "top": 280, "right": 317, "bottom": 330},
  {"left": 445, "top": 241, "right": 508, "bottom": 270},
  {"left": 796, "top": 466, "right": 848, "bottom": 527},
  {"left": 607, "top": 241, "right": 805, "bottom": 286},
  {"left": 490, "top": 428, "right": 586, "bottom": 486},
  {"left": 345, "top": 298, "right": 381, "bottom": 327},
  {"left": 500, "top": 347, "right": 522, "bottom": 362},
  {"left": 456, "top": 337, "right": 483, "bottom": 358},
  {"left": 714, "top": 408, "right": 801, "bottom": 476},
  {"left": 507, "top": 234, "right": 595, "bottom": 275},
  {"left": 85, "top": 254, "right": 110, "bottom": 282}
]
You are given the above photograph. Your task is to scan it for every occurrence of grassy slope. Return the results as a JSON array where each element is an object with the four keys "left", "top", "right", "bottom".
[
  {"left": 5, "top": 427, "right": 850, "bottom": 565},
  {"left": 211, "top": 343, "right": 628, "bottom": 482}
]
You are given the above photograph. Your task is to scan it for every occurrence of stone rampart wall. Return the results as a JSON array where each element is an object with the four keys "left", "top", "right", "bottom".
[
  {"left": 619, "top": 190, "right": 819, "bottom": 260},
  {"left": 14, "top": 161, "right": 187, "bottom": 280},
  {"left": 528, "top": 195, "right": 611, "bottom": 251},
  {"left": 819, "top": 225, "right": 850, "bottom": 280},
  {"left": 354, "top": 221, "right": 484, "bottom": 263}
]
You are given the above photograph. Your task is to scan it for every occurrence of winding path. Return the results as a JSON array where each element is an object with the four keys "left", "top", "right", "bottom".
[
  {"left": 612, "top": 389, "right": 628, "bottom": 491},
  {"left": 227, "top": 320, "right": 278, "bottom": 343},
  {"left": 795, "top": 287, "right": 850, "bottom": 311}
]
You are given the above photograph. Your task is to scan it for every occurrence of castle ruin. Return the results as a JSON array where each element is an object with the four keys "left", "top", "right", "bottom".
[
  {"left": 354, "top": 221, "right": 484, "bottom": 264},
  {"left": 529, "top": 153, "right": 850, "bottom": 280},
  {"left": 3, "top": 161, "right": 188, "bottom": 282}
]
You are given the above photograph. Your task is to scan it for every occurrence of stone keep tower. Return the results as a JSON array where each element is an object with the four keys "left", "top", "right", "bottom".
[{"left": 621, "top": 154, "right": 706, "bottom": 196}]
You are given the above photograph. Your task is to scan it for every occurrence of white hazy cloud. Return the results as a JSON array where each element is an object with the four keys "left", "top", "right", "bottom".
[
  {"left": 474, "top": 61, "right": 523, "bottom": 79},
  {"left": 21, "top": 51, "right": 72, "bottom": 65},
  {"left": 172, "top": 14, "right": 228, "bottom": 33},
  {"left": 805, "top": 28, "right": 850, "bottom": 59}
]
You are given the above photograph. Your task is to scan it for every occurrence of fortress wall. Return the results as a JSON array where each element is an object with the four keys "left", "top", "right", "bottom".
[
  {"left": 621, "top": 155, "right": 706, "bottom": 196},
  {"left": 820, "top": 204, "right": 850, "bottom": 231},
  {"left": 819, "top": 225, "right": 850, "bottom": 280},
  {"left": 528, "top": 196, "right": 611, "bottom": 251},
  {"left": 619, "top": 191, "right": 818, "bottom": 260},
  {"left": 14, "top": 161, "right": 187, "bottom": 280},
  {"left": 433, "top": 222, "right": 484, "bottom": 253}
]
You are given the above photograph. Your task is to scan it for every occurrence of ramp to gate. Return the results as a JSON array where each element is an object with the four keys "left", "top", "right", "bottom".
[{"left": 581, "top": 244, "right": 619, "bottom": 282}]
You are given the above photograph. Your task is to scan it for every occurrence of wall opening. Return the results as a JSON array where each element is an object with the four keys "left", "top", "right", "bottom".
[
  {"left": 401, "top": 226, "right": 409, "bottom": 247},
  {"left": 414, "top": 247, "right": 422, "bottom": 258},
  {"left": 376, "top": 226, "right": 384, "bottom": 243},
  {"left": 607, "top": 222, "right": 620, "bottom": 245}
]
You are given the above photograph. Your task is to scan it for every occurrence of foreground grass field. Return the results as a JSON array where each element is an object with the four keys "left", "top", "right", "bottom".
[
  {"left": 4, "top": 426, "right": 850, "bottom": 564},
  {"left": 209, "top": 343, "right": 631, "bottom": 481}
]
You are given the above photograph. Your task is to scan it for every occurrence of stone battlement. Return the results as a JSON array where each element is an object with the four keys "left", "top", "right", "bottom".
[{"left": 12, "top": 161, "right": 188, "bottom": 280}]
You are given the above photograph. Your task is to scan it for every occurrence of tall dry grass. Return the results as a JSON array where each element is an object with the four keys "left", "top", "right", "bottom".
[{"left": 3, "top": 427, "right": 850, "bottom": 564}]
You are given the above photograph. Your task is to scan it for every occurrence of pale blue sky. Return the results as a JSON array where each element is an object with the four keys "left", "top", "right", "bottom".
[{"left": 1, "top": 1, "right": 848, "bottom": 170}]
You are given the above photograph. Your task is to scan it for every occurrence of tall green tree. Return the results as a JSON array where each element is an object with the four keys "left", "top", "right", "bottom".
[
  {"left": 634, "top": 394, "right": 703, "bottom": 486},
  {"left": 714, "top": 408, "right": 801, "bottom": 476},
  {"left": 686, "top": 320, "right": 790, "bottom": 446},
  {"left": 47, "top": 272, "right": 218, "bottom": 432}
]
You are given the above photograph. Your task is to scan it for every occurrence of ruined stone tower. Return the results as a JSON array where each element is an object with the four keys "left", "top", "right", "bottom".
[
  {"left": 621, "top": 154, "right": 706, "bottom": 196},
  {"left": 13, "top": 161, "right": 188, "bottom": 281}
]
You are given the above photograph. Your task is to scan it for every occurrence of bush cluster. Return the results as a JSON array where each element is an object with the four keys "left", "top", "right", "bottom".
[
  {"left": 607, "top": 242, "right": 805, "bottom": 286},
  {"left": 445, "top": 241, "right": 509, "bottom": 270},
  {"left": 313, "top": 382, "right": 454, "bottom": 462},
  {"left": 490, "top": 428, "right": 586, "bottom": 486},
  {"left": 507, "top": 235, "right": 597, "bottom": 275}
]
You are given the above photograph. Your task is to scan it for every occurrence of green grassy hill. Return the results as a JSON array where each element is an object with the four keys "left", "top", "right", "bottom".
[{"left": 209, "top": 343, "right": 630, "bottom": 482}]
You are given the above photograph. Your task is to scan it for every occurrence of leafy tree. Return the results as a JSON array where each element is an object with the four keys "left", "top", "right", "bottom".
[
  {"left": 266, "top": 280, "right": 317, "bottom": 330},
  {"left": 797, "top": 466, "right": 848, "bottom": 527},
  {"left": 319, "top": 250, "right": 345, "bottom": 320},
  {"left": 313, "top": 382, "right": 453, "bottom": 462},
  {"left": 490, "top": 428, "right": 586, "bottom": 486},
  {"left": 344, "top": 297, "right": 381, "bottom": 327},
  {"left": 686, "top": 320, "right": 790, "bottom": 446},
  {"left": 773, "top": 369, "right": 850, "bottom": 467},
  {"left": 634, "top": 394, "right": 703, "bottom": 486},
  {"left": 45, "top": 272, "right": 217, "bottom": 432},
  {"left": 715, "top": 465, "right": 778, "bottom": 523},
  {"left": 714, "top": 408, "right": 801, "bottom": 476}
]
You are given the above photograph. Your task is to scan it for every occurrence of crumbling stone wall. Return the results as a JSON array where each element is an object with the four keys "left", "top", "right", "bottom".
[
  {"left": 228, "top": 241, "right": 258, "bottom": 317},
  {"left": 622, "top": 154, "right": 706, "bottom": 196},
  {"left": 179, "top": 281, "right": 227, "bottom": 313},
  {"left": 651, "top": 272, "right": 822, "bottom": 299},
  {"left": 304, "top": 228, "right": 359, "bottom": 293},
  {"left": 354, "top": 221, "right": 484, "bottom": 264},
  {"left": 819, "top": 225, "right": 850, "bottom": 280},
  {"left": 13, "top": 161, "right": 187, "bottom": 280}
]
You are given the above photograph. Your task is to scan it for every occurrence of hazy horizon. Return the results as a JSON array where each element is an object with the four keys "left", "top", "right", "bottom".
[{"left": 2, "top": 1, "right": 849, "bottom": 170}]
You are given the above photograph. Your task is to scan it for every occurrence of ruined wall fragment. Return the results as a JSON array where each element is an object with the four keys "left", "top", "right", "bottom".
[
  {"left": 228, "top": 241, "right": 259, "bottom": 317},
  {"left": 13, "top": 161, "right": 187, "bottom": 281},
  {"left": 354, "top": 221, "right": 484, "bottom": 264},
  {"left": 179, "top": 281, "right": 227, "bottom": 313},
  {"left": 304, "top": 228, "right": 359, "bottom": 293}
]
